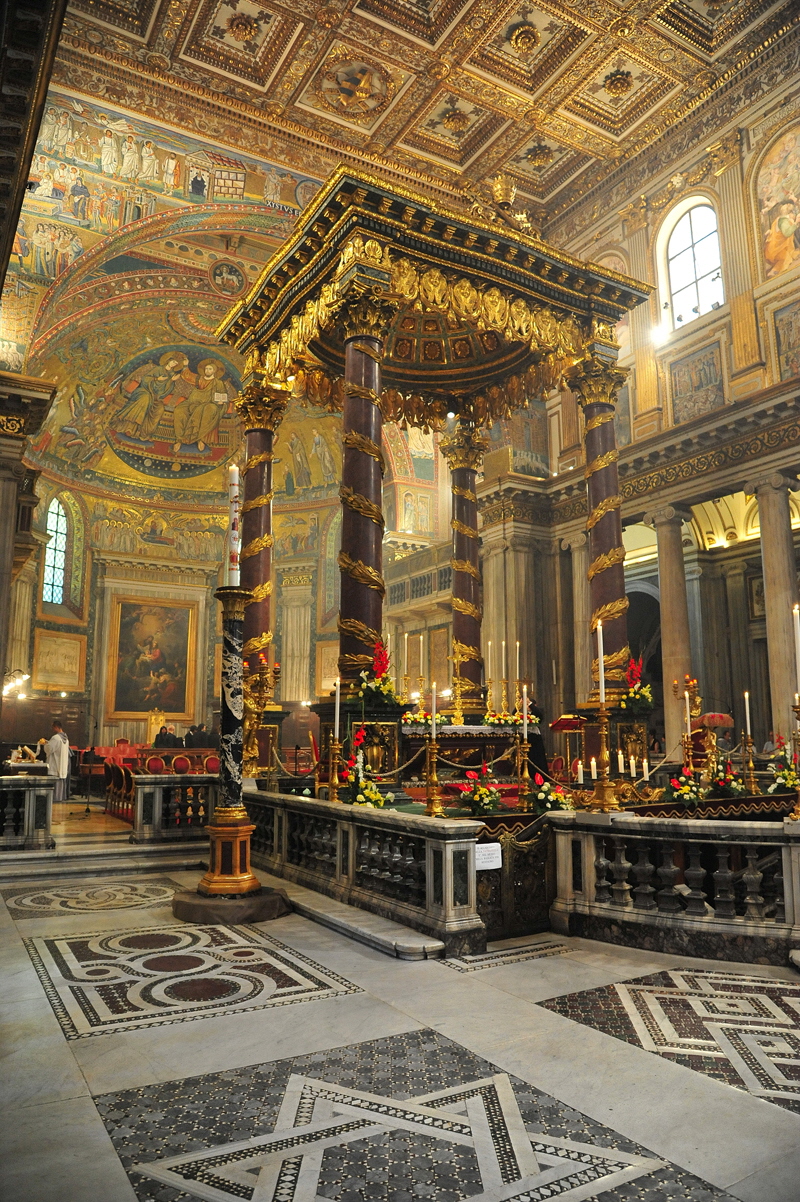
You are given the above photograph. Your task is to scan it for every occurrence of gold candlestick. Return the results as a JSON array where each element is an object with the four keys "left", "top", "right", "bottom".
[
  {"left": 485, "top": 678, "right": 494, "bottom": 715},
  {"left": 450, "top": 639, "right": 465, "bottom": 726},
  {"left": 590, "top": 701, "right": 620, "bottom": 812},
  {"left": 514, "top": 679, "right": 521, "bottom": 714},
  {"left": 417, "top": 676, "right": 425, "bottom": 707},
  {"left": 793, "top": 701, "right": 800, "bottom": 767},
  {"left": 328, "top": 738, "right": 342, "bottom": 804},
  {"left": 516, "top": 735, "right": 531, "bottom": 811},
  {"left": 425, "top": 731, "right": 444, "bottom": 817},
  {"left": 743, "top": 732, "right": 760, "bottom": 795},
  {"left": 501, "top": 678, "right": 509, "bottom": 713},
  {"left": 682, "top": 732, "right": 695, "bottom": 776},
  {"left": 402, "top": 674, "right": 410, "bottom": 704}
]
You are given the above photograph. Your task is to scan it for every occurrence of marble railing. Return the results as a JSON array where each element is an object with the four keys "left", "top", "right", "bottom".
[
  {"left": 0, "top": 775, "right": 55, "bottom": 850},
  {"left": 549, "top": 811, "right": 800, "bottom": 964},
  {"left": 130, "top": 774, "right": 217, "bottom": 843},
  {"left": 245, "top": 791, "right": 486, "bottom": 956}
]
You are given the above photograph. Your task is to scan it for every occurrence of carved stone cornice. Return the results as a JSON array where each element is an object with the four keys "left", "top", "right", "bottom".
[{"left": 235, "top": 383, "right": 291, "bottom": 433}]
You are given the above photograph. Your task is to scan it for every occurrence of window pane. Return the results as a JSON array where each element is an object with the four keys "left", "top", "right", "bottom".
[
  {"left": 44, "top": 498, "right": 67, "bottom": 605},
  {"left": 697, "top": 273, "right": 725, "bottom": 314},
  {"left": 671, "top": 284, "right": 697, "bottom": 325},
  {"left": 669, "top": 247, "right": 696, "bottom": 293},
  {"left": 690, "top": 204, "right": 717, "bottom": 240},
  {"left": 693, "top": 231, "right": 721, "bottom": 278},
  {"left": 668, "top": 212, "right": 693, "bottom": 256}
]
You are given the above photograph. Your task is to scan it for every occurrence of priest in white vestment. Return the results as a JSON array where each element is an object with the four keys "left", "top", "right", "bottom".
[{"left": 41, "top": 721, "right": 71, "bottom": 802}]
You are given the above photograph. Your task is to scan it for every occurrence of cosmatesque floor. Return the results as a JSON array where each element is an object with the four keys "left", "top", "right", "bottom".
[{"left": 2, "top": 868, "right": 800, "bottom": 1202}]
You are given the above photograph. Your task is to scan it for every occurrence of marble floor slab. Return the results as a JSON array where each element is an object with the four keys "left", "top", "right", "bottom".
[
  {"left": 0, "top": 877, "right": 182, "bottom": 919},
  {"left": 539, "top": 967, "right": 800, "bottom": 1114}
]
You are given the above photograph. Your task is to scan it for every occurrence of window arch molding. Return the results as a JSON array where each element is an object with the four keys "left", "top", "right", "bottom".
[
  {"left": 654, "top": 193, "right": 726, "bottom": 333},
  {"left": 39, "top": 489, "right": 86, "bottom": 615}
]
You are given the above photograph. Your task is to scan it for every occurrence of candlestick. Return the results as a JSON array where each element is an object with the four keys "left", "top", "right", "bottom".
[
  {"left": 590, "top": 757, "right": 597, "bottom": 780},
  {"left": 227, "top": 464, "right": 240, "bottom": 586},
  {"left": 577, "top": 759, "right": 584, "bottom": 784},
  {"left": 487, "top": 640, "right": 492, "bottom": 682},
  {"left": 522, "top": 685, "right": 528, "bottom": 740},
  {"left": 744, "top": 690, "right": 751, "bottom": 738},
  {"left": 328, "top": 738, "right": 341, "bottom": 804},
  {"left": 642, "top": 758, "right": 649, "bottom": 781},
  {"left": 501, "top": 640, "right": 507, "bottom": 682},
  {"left": 403, "top": 632, "right": 408, "bottom": 677},
  {"left": 334, "top": 677, "right": 340, "bottom": 742},
  {"left": 629, "top": 755, "right": 636, "bottom": 778},
  {"left": 515, "top": 642, "right": 520, "bottom": 684},
  {"left": 431, "top": 681, "right": 437, "bottom": 728},
  {"left": 617, "top": 749, "right": 625, "bottom": 774},
  {"left": 684, "top": 690, "right": 692, "bottom": 738},
  {"left": 425, "top": 730, "right": 444, "bottom": 817},
  {"left": 419, "top": 633, "right": 424, "bottom": 686},
  {"left": 597, "top": 621, "right": 605, "bottom": 704}
]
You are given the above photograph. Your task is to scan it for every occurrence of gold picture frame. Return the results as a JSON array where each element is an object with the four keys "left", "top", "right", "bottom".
[
  {"left": 32, "top": 630, "right": 87, "bottom": 693},
  {"left": 105, "top": 595, "right": 197, "bottom": 722}
]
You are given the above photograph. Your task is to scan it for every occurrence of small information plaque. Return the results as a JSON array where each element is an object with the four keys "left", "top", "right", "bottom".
[{"left": 475, "top": 843, "right": 503, "bottom": 871}]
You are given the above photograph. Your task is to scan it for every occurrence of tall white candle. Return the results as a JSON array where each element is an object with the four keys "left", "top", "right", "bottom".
[
  {"left": 502, "top": 640, "right": 507, "bottom": 681},
  {"left": 487, "top": 640, "right": 492, "bottom": 680},
  {"left": 403, "top": 632, "right": 408, "bottom": 677},
  {"left": 523, "top": 685, "right": 528, "bottom": 739},
  {"left": 684, "top": 690, "right": 691, "bottom": 737},
  {"left": 431, "top": 681, "right": 437, "bottom": 727},
  {"left": 590, "top": 757, "right": 597, "bottom": 780},
  {"left": 597, "top": 621, "right": 605, "bottom": 704},
  {"left": 334, "top": 677, "right": 340, "bottom": 742},
  {"left": 793, "top": 604, "right": 800, "bottom": 696},
  {"left": 642, "top": 758, "right": 650, "bottom": 781},
  {"left": 630, "top": 755, "right": 636, "bottom": 778},
  {"left": 617, "top": 750, "right": 625, "bottom": 774},
  {"left": 577, "top": 759, "right": 584, "bottom": 784},
  {"left": 744, "top": 690, "right": 751, "bottom": 738},
  {"left": 227, "top": 464, "right": 240, "bottom": 586},
  {"left": 419, "top": 633, "right": 424, "bottom": 682},
  {"left": 515, "top": 641, "right": 520, "bottom": 683}
]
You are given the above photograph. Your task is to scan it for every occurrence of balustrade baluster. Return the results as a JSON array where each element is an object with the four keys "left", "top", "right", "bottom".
[
  {"left": 632, "top": 844, "right": 657, "bottom": 910},
  {"left": 684, "top": 845, "right": 708, "bottom": 916},
  {"left": 712, "top": 846, "right": 736, "bottom": 918},
  {"left": 368, "top": 831, "right": 381, "bottom": 876},
  {"left": 656, "top": 843, "right": 682, "bottom": 913},
  {"left": 610, "top": 839, "right": 632, "bottom": 907},
  {"left": 0, "top": 793, "right": 11, "bottom": 839},
  {"left": 743, "top": 845, "right": 766, "bottom": 920},
  {"left": 775, "top": 858, "right": 786, "bottom": 923},
  {"left": 380, "top": 835, "right": 392, "bottom": 880},
  {"left": 390, "top": 838, "right": 403, "bottom": 884},
  {"left": 594, "top": 838, "right": 611, "bottom": 904},
  {"left": 357, "top": 830, "right": 370, "bottom": 876}
]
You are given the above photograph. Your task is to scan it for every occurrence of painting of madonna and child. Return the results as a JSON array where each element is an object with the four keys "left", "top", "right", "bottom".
[{"left": 107, "top": 599, "right": 197, "bottom": 722}]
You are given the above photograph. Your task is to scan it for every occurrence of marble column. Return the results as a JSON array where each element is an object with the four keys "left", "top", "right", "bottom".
[
  {"left": 644, "top": 505, "right": 693, "bottom": 758},
  {"left": 745, "top": 473, "right": 799, "bottom": 739},
  {"left": 713, "top": 134, "right": 761, "bottom": 374},
  {"left": 620, "top": 201, "right": 658, "bottom": 415},
  {"left": 567, "top": 359, "right": 630, "bottom": 698},
  {"left": 7, "top": 557, "right": 36, "bottom": 675},
  {"left": 561, "top": 532, "right": 592, "bottom": 706},
  {"left": 212, "top": 587, "right": 248, "bottom": 809},
  {"left": 235, "top": 383, "right": 289, "bottom": 675},
  {"left": 721, "top": 560, "right": 751, "bottom": 735},
  {"left": 0, "top": 465, "right": 22, "bottom": 688},
  {"left": 280, "top": 578, "right": 314, "bottom": 703},
  {"left": 439, "top": 423, "right": 487, "bottom": 710},
  {"left": 337, "top": 297, "right": 395, "bottom": 686}
]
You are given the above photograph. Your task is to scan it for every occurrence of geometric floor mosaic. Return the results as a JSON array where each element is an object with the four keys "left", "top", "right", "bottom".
[
  {"left": 1, "top": 878, "right": 180, "bottom": 919},
  {"left": 95, "top": 1030, "right": 736, "bottom": 1201},
  {"left": 539, "top": 968, "right": 800, "bottom": 1115},
  {"left": 439, "top": 940, "right": 569, "bottom": 973},
  {"left": 24, "top": 923, "right": 361, "bottom": 1039}
]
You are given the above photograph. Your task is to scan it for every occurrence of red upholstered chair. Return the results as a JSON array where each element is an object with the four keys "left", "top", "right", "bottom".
[
  {"left": 549, "top": 755, "right": 565, "bottom": 780},
  {"left": 203, "top": 754, "right": 220, "bottom": 774},
  {"left": 172, "top": 754, "right": 191, "bottom": 775},
  {"left": 571, "top": 758, "right": 580, "bottom": 778},
  {"left": 145, "top": 755, "right": 166, "bottom": 774},
  {"left": 115, "top": 737, "right": 130, "bottom": 747}
]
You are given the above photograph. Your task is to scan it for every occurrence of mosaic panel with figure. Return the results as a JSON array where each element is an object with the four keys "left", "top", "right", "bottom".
[
  {"left": 669, "top": 342, "right": 725, "bottom": 425},
  {"left": 775, "top": 296, "right": 800, "bottom": 381},
  {"left": 758, "top": 123, "right": 800, "bottom": 280}
]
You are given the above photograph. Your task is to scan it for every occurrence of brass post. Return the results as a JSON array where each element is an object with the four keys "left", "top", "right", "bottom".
[
  {"left": 743, "top": 733, "right": 760, "bottom": 795},
  {"left": 328, "top": 738, "right": 342, "bottom": 804},
  {"left": 590, "top": 701, "right": 620, "bottom": 812},
  {"left": 425, "top": 731, "right": 444, "bottom": 817}
]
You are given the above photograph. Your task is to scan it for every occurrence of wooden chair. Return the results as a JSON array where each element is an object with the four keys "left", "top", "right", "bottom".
[
  {"left": 549, "top": 755, "right": 565, "bottom": 780},
  {"left": 203, "top": 754, "right": 220, "bottom": 774},
  {"left": 145, "top": 754, "right": 166, "bottom": 774},
  {"left": 172, "top": 753, "right": 191, "bottom": 775},
  {"left": 121, "top": 765, "right": 135, "bottom": 822}
]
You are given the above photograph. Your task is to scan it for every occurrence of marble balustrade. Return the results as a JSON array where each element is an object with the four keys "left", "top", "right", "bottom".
[
  {"left": 129, "top": 773, "right": 218, "bottom": 843},
  {"left": 0, "top": 775, "right": 55, "bottom": 850},
  {"left": 244, "top": 790, "right": 486, "bottom": 956},
  {"left": 549, "top": 810, "right": 800, "bottom": 964}
]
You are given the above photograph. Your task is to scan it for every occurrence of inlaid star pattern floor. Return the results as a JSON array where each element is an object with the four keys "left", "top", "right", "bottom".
[
  {"left": 539, "top": 968, "right": 800, "bottom": 1114},
  {"left": 24, "top": 922, "right": 361, "bottom": 1038},
  {"left": 0, "top": 878, "right": 180, "bottom": 919},
  {"left": 96, "top": 1030, "right": 736, "bottom": 1202}
]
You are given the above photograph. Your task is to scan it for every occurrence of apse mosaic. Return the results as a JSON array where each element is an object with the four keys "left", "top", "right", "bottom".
[
  {"left": 757, "top": 122, "right": 800, "bottom": 280},
  {"left": 96, "top": 1029, "right": 736, "bottom": 1202},
  {"left": 25, "top": 922, "right": 360, "bottom": 1038}
]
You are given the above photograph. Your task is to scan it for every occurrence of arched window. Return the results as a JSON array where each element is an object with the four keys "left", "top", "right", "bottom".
[
  {"left": 666, "top": 204, "right": 724, "bottom": 328},
  {"left": 43, "top": 497, "right": 68, "bottom": 604}
]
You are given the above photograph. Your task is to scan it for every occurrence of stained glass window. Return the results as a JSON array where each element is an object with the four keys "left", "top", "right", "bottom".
[{"left": 43, "top": 498, "right": 68, "bottom": 604}]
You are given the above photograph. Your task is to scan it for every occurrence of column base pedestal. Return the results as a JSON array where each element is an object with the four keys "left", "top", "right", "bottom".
[{"left": 172, "top": 888, "right": 292, "bottom": 924}]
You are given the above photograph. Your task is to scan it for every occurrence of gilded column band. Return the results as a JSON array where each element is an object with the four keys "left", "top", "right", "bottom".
[
  {"left": 567, "top": 358, "right": 630, "bottom": 694},
  {"left": 440, "top": 423, "right": 488, "bottom": 709}
]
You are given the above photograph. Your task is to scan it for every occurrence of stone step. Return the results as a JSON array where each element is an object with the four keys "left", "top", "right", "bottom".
[{"left": 0, "top": 840, "right": 206, "bottom": 881}]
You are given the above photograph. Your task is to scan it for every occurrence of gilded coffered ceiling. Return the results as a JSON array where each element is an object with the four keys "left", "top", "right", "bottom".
[{"left": 45, "top": 0, "right": 800, "bottom": 222}]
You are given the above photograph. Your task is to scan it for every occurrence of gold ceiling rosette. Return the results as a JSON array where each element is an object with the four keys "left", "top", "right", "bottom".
[{"left": 217, "top": 166, "right": 650, "bottom": 428}]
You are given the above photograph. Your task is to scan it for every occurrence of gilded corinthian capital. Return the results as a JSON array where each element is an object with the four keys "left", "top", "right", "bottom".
[
  {"left": 235, "top": 382, "right": 291, "bottom": 432},
  {"left": 565, "top": 358, "right": 628, "bottom": 410},
  {"left": 439, "top": 424, "right": 489, "bottom": 472},
  {"left": 338, "top": 292, "right": 400, "bottom": 340}
]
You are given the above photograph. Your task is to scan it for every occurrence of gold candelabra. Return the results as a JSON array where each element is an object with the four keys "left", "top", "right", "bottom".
[
  {"left": 425, "top": 731, "right": 444, "bottom": 817},
  {"left": 514, "top": 679, "right": 521, "bottom": 714},
  {"left": 417, "top": 676, "right": 425, "bottom": 708},
  {"left": 515, "top": 735, "right": 531, "bottom": 811},
  {"left": 500, "top": 678, "right": 509, "bottom": 713},
  {"left": 402, "top": 674, "right": 410, "bottom": 704},
  {"left": 485, "top": 678, "right": 493, "bottom": 714},
  {"left": 588, "top": 702, "right": 620, "bottom": 812},
  {"left": 328, "top": 738, "right": 342, "bottom": 804},
  {"left": 742, "top": 731, "right": 760, "bottom": 795}
]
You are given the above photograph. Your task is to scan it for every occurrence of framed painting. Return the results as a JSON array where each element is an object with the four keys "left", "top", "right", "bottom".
[
  {"left": 669, "top": 342, "right": 725, "bottom": 425},
  {"left": 105, "top": 596, "right": 197, "bottom": 721},
  {"left": 315, "top": 642, "right": 339, "bottom": 698},
  {"left": 748, "top": 576, "right": 766, "bottom": 621},
  {"left": 33, "top": 630, "right": 87, "bottom": 692}
]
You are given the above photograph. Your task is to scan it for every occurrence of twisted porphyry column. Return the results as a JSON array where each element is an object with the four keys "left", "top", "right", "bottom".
[
  {"left": 567, "top": 359, "right": 630, "bottom": 700},
  {"left": 235, "top": 382, "right": 290, "bottom": 676},
  {"left": 439, "top": 422, "right": 488, "bottom": 711},
  {"left": 337, "top": 297, "right": 396, "bottom": 686}
]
